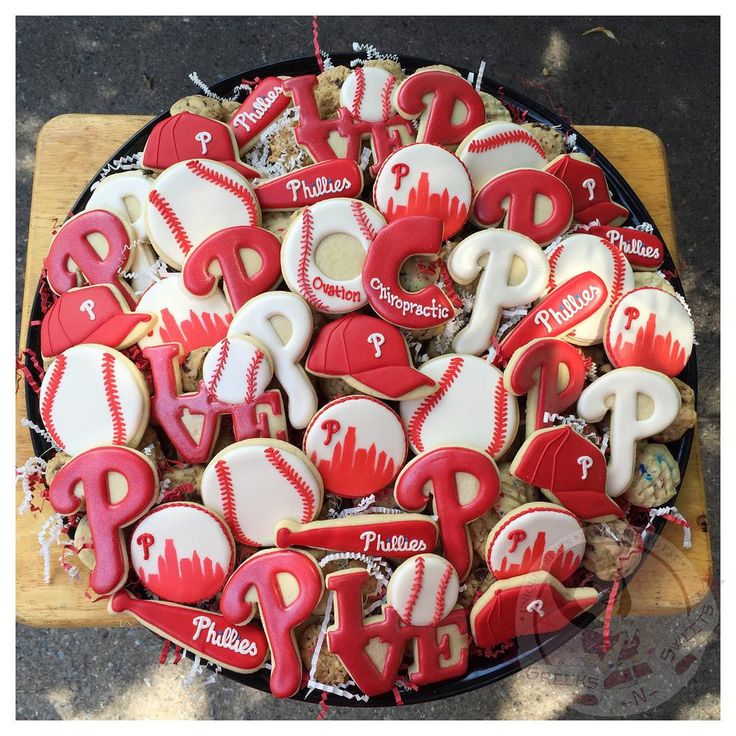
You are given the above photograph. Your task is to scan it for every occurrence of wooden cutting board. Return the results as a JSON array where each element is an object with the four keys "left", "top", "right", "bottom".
[{"left": 16, "top": 114, "right": 713, "bottom": 627}]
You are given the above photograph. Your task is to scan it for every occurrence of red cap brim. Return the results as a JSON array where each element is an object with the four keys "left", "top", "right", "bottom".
[
  {"left": 222, "top": 160, "right": 261, "bottom": 180},
  {"left": 577, "top": 201, "right": 629, "bottom": 226},
  {"left": 86, "top": 313, "right": 154, "bottom": 348},
  {"left": 350, "top": 365, "right": 436, "bottom": 399}
]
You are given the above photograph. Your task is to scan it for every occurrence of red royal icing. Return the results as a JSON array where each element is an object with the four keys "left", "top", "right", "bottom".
[
  {"left": 498, "top": 271, "right": 608, "bottom": 362},
  {"left": 45, "top": 210, "right": 136, "bottom": 308},
  {"left": 506, "top": 338, "right": 586, "bottom": 432},
  {"left": 473, "top": 169, "right": 573, "bottom": 245},
  {"left": 109, "top": 589, "right": 268, "bottom": 673},
  {"left": 229, "top": 77, "right": 291, "bottom": 150},
  {"left": 220, "top": 549, "right": 324, "bottom": 698},
  {"left": 182, "top": 226, "right": 281, "bottom": 312},
  {"left": 145, "top": 343, "right": 287, "bottom": 464},
  {"left": 394, "top": 70, "right": 486, "bottom": 146},
  {"left": 584, "top": 226, "right": 664, "bottom": 270},
  {"left": 362, "top": 216, "right": 455, "bottom": 329},
  {"left": 48, "top": 446, "right": 158, "bottom": 595},
  {"left": 394, "top": 447, "right": 500, "bottom": 580}
]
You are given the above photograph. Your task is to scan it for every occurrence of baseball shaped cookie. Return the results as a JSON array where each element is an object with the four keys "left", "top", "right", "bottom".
[
  {"left": 202, "top": 335, "right": 274, "bottom": 404},
  {"left": 399, "top": 354, "right": 519, "bottom": 459},
  {"left": 130, "top": 502, "right": 235, "bottom": 604},
  {"left": 303, "top": 395, "right": 408, "bottom": 498},
  {"left": 40, "top": 344, "right": 150, "bottom": 456},
  {"left": 604, "top": 287, "right": 694, "bottom": 376},
  {"left": 145, "top": 159, "right": 260, "bottom": 269},
  {"left": 386, "top": 553, "right": 460, "bottom": 627},
  {"left": 373, "top": 143, "right": 473, "bottom": 238},
  {"left": 86, "top": 171, "right": 154, "bottom": 242},
  {"left": 201, "top": 439, "right": 323, "bottom": 547},
  {"left": 340, "top": 65, "right": 398, "bottom": 122}
]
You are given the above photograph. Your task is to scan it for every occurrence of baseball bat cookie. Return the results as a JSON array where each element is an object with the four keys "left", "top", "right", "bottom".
[
  {"left": 585, "top": 225, "right": 664, "bottom": 271},
  {"left": 229, "top": 77, "right": 291, "bottom": 153}
]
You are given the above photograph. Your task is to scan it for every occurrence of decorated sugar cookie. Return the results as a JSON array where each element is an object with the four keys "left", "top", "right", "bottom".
[
  {"left": 145, "top": 159, "right": 260, "bottom": 269},
  {"left": 143, "top": 112, "right": 259, "bottom": 177},
  {"left": 447, "top": 229, "right": 550, "bottom": 355},
  {"left": 399, "top": 354, "right": 519, "bottom": 458},
  {"left": 182, "top": 226, "right": 282, "bottom": 313},
  {"left": 545, "top": 153, "right": 628, "bottom": 226},
  {"left": 146, "top": 343, "right": 288, "bottom": 464},
  {"left": 109, "top": 589, "right": 269, "bottom": 674},
  {"left": 363, "top": 216, "right": 455, "bottom": 329},
  {"left": 86, "top": 171, "right": 154, "bottom": 242},
  {"left": 484, "top": 502, "right": 585, "bottom": 581},
  {"left": 577, "top": 367, "right": 681, "bottom": 497},
  {"left": 305, "top": 313, "right": 437, "bottom": 401},
  {"left": 373, "top": 143, "right": 473, "bottom": 238},
  {"left": 275, "top": 513, "right": 439, "bottom": 558},
  {"left": 504, "top": 337, "right": 586, "bottom": 436},
  {"left": 472, "top": 168, "right": 573, "bottom": 245},
  {"left": 497, "top": 271, "right": 608, "bottom": 362},
  {"left": 340, "top": 65, "right": 398, "bottom": 122},
  {"left": 40, "top": 284, "right": 155, "bottom": 359},
  {"left": 280, "top": 198, "right": 386, "bottom": 314},
  {"left": 546, "top": 233, "right": 634, "bottom": 345},
  {"left": 586, "top": 226, "right": 664, "bottom": 271},
  {"left": 604, "top": 287, "right": 694, "bottom": 376},
  {"left": 470, "top": 570, "right": 599, "bottom": 650},
  {"left": 394, "top": 446, "right": 500, "bottom": 580},
  {"left": 456, "top": 122, "right": 548, "bottom": 192},
  {"left": 40, "top": 344, "right": 149, "bottom": 456},
  {"left": 135, "top": 273, "right": 232, "bottom": 354},
  {"left": 230, "top": 77, "right": 291, "bottom": 151},
  {"left": 386, "top": 553, "right": 460, "bottom": 627},
  {"left": 220, "top": 548, "right": 324, "bottom": 698},
  {"left": 254, "top": 159, "right": 364, "bottom": 210},
  {"left": 45, "top": 209, "right": 138, "bottom": 308},
  {"left": 48, "top": 446, "right": 158, "bottom": 595},
  {"left": 303, "top": 395, "right": 408, "bottom": 497},
  {"left": 130, "top": 502, "right": 235, "bottom": 604},
  {"left": 201, "top": 439, "right": 323, "bottom": 547},
  {"left": 228, "top": 291, "right": 317, "bottom": 429},
  {"left": 202, "top": 335, "right": 273, "bottom": 405}
]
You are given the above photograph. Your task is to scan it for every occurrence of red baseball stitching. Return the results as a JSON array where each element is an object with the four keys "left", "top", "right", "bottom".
[
  {"left": 407, "top": 356, "right": 464, "bottom": 452},
  {"left": 185, "top": 160, "right": 258, "bottom": 223},
  {"left": 264, "top": 446, "right": 316, "bottom": 523},
  {"left": 206, "top": 338, "right": 230, "bottom": 398},
  {"left": 403, "top": 555, "right": 425, "bottom": 623},
  {"left": 148, "top": 190, "right": 194, "bottom": 256},
  {"left": 486, "top": 379, "right": 509, "bottom": 457},
  {"left": 350, "top": 200, "right": 378, "bottom": 242},
  {"left": 380, "top": 75, "right": 396, "bottom": 121},
  {"left": 601, "top": 238, "right": 627, "bottom": 306},
  {"left": 296, "top": 207, "right": 327, "bottom": 311},
  {"left": 351, "top": 66, "right": 366, "bottom": 118},
  {"left": 214, "top": 458, "right": 259, "bottom": 546},
  {"left": 101, "top": 351, "right": 126, "bottom": 445},
  {"left": 432, "top": 563, "right": 455, "bottom": 625},
  {"left": 243, "top": 349, "right": 265, "bottom": 404},
  {"left": 467, "top": 129, "right": 547, "bottom": 159},
  {"left": 546, "top": 242, "right": 564, "bottom": 290},
  {"left": 40, "top": 353, "right": 66, "bottom": 449}
]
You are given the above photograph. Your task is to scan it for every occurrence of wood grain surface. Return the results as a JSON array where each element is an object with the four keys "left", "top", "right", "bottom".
[{"left": 16, "top": 115, "right": 712, "bottom": 627}]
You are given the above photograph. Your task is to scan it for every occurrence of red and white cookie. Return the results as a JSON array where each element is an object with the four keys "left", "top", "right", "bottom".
[
  {"left": 546, "top": 233, "right": 634, "bottom": 345},
  {"left": 485, "top": 502, "right": 585, "bottom": 581},
  {"left": 230, "top": 76, "right": 291, "bottom": 152},
  {"left": 373, "top": 143, "right": 473, "bottom": 239},
  {"left": 399, "top": 354, "right": 519, "bottom": 458},
  {"left": 280, "top": 198, "right": 386, "bottom": 314},
  {"left": 340, "top": 65, "right": 398, "bottom": 122},
  {"left": 202, "top": 335, "right": 273, "bottom": 405},
  {"left": 386, "top": 553, "right": 460, "bottom": 627},
  {"left": 135, "top": 274, "right": 232, "bottom": 354},
  {"left": 604, "top": 287, "right": 694, "bottom": 376},
  {"left": 456, "top": 122, "right": 548, "bottom": 193},
  {"left": 584, "top": 225, "right": 664, "bottom": 271},
  {"left": 200, "top": 439, "right": 323, "bottom": 546},
  {"left": 303, "top": 395, "right": 408, "bottom": 498},
  {"left": 447, "top": 229, "right": 550, "bottom": 355},
  {"left": 40, "top": 344, "right": 149, "bottom": 456},
  {"left": 86, "top": 171, "right": 153, "bottom": 242},
  {"left": 130, "top": 502, "right": 235, "bottom": 604},
  {"left": 145, "top": 159, "right": 260, "bottom": 269}
]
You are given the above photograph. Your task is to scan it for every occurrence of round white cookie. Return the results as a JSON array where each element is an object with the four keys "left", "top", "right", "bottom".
[
  {"left": 340, "top": 65, "right": 398, "bottom": 122},
  {"left": 202, "top": 335, "right": 274, "bottom": 404}
]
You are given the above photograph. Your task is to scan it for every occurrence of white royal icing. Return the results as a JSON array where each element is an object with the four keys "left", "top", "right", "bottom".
[
  {"left": 399, "top": 353, "right": 519, "bottom": 458},
  {"left": 456, "top": 122, "right": 548, "bottom": 192},
  {"left": 86, "top": 171, "right": 154, "bottom": 242},
  {"left": 200, "top": 439, "right": 323, "bottom": 547},
  {"left": 340, "top": 66, "right": 398, "bottom": 122},
  {"left": 577, "top": 367, "right": 681, "bottom": 497},
  {"left": 448, "top": 229, "right": 550, "bottom": 355},
  {"left": 228, "top": 291, "right": 317, "bottom": 429}
]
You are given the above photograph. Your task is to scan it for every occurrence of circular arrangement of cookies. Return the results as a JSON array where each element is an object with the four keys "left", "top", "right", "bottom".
[{"left": 23, "top": 51, "right": 697, "bottom": 705}]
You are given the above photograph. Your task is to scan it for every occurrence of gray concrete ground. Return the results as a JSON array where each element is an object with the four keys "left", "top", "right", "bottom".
[{"left": 16, "top": 16, "right": 720, "bottom": 719}]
